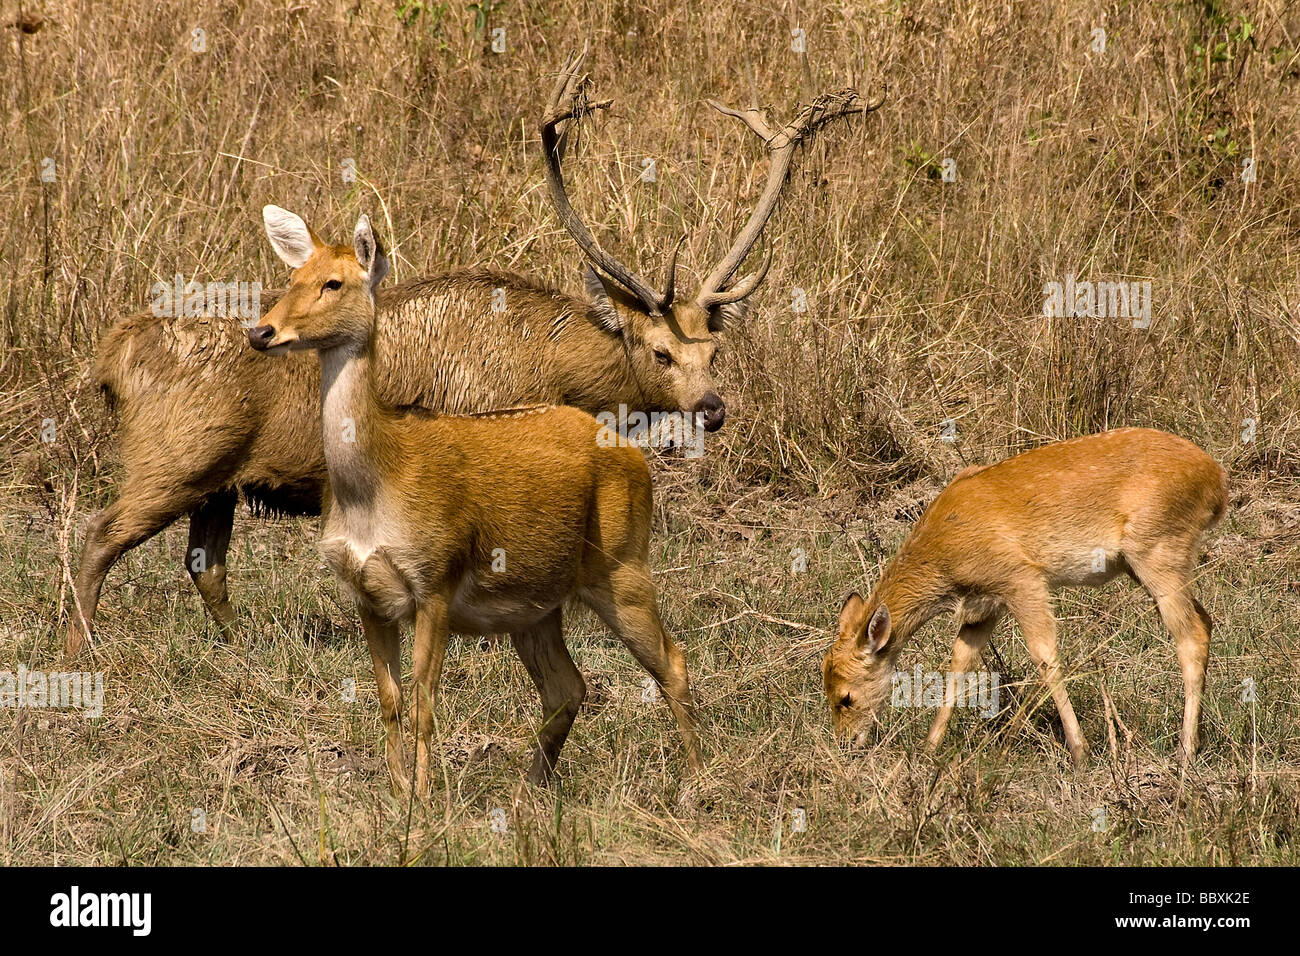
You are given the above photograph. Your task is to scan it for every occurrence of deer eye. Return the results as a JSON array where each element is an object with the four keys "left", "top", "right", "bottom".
[
  {"left": 653, "top": 349, "right": 673, "bottom": 367},
  {"left": 322, "top": 279, "right": 343, "bottom": 293},
  {"left": 839, "top": 694, "right": 853, "bottom": 710}
]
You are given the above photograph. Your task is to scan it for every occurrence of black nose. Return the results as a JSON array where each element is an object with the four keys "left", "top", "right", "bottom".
[
  {"left": 693, "top": 392, "right": 726, "bottom": 432},
  {"left": 247, "top": 324, "right": 276, "bottom": 350}
]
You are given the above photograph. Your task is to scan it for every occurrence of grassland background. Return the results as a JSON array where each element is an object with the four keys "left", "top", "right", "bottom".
[{"left": 1, "top": 0, "right": 1298, "bottom": 864}]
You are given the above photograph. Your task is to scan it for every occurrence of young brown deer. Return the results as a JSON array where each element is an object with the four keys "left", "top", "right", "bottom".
[
  {"left": 65, "top": 50, "right": 877, "bottom": 656},
  {"left": 248, "top": 204, "right": 702, "bottom": 793},
  {"left": 823, "top": 429, "right": 1228, "bottom": 765}
]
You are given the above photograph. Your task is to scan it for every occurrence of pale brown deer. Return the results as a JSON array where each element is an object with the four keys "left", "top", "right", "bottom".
[
  {"left": 823, "top": 428, "right": 1228, "bottom": 765},
  {"left": 249, "top": 204, "right": 701, "bottom": 792},
  {"left": 66, "top": 51, "right": 878, "bottom": 657}
]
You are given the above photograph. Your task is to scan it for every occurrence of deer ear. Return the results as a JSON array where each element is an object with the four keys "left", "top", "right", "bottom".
[
  {"left": 353, "top": 215, "right": 391, "bottom": 293},
  {"left": 837, "top": 592, "right": 866, "bottom": 641},
  {"left": 263, "top": 205, "right": 319, "bottom": 269},
  {"left": 710, "top": 296, "right": 755, "bottom": 333},
  {"left": 860, "top": 603, "right": 892, "bottom": 656},
  {"left": 583, "top": 266, "right": 624, "bottom": 333}
]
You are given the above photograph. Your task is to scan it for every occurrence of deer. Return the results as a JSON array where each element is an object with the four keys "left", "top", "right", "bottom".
[
  {"left": 65, "top": 49, "right": 879, "bottom": 658},
  {"left": 823, "top": 428, "right": 1228, "bottom": 766},
  {"left": 249, "top": 204, "right": 702, "bottom": 792}
]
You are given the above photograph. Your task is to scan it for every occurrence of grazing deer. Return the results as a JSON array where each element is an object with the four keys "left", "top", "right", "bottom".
[
  {"left": 65, "top": 50, "right": 877, "bottom": 656},
  {"left": 249, "top": 204, "right": 703, "bottom": 792},
  {"left": 823, "top": 428, "right": 1228, "bottom": 765}
]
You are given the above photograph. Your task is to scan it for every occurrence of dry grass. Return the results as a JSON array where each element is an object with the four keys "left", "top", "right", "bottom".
[{"left": 2, "top": 0, "right": 1298, "bottom": 864}]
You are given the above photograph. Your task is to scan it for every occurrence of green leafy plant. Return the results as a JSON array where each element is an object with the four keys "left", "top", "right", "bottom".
[
  {"left": 396, "top": 0, "right": 449, "bottom": 32},
  {"left": 902, "top": 140, "right": 942, "bottom": 180},
  {"left": 466, "top": 0, "right": 503, "bottom": 36}
]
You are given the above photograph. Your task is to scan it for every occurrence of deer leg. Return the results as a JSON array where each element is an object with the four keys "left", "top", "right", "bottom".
[
  {"left": 1179, "top": 597, "right": 1213, "bottom": 761},
  {"left": 410, "top": 598, "right": 449, "bottom": 798},
  {"left": 925, "top": 608, "right": 1002, "bottom": 753},
  {"left": 1007, "top": 586, "right": 1089, "bottom": 766},
  {"left": 509, "top": 608, "right": 585, "bottom": 786},
  {"left": 359, "top": 607, "right": 407, "bottom": 794},
  {"left": 1127, "top": 549, "right": 1211, "bottom": 762},
  {"left": 64, "top": 485, "right": 191, "bottom": 659},
  {"left": 186, "top": 491, "right": 238, "bottom": 636},
  {"left": 583, "top": 563, "right": 702, "bottom": 771}
]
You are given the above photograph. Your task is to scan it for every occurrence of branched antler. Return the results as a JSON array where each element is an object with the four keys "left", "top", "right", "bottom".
[
  {"left": 542, "top": 48, "right": 884, "bottom": 318},
  {"left": 540, "top": 46, "right": 674, "bottom": 315},
  {"left": 694, "top": 88, "right": 885, "bottom": 310}
]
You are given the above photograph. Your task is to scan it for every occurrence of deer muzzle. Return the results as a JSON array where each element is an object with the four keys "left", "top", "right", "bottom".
[
  {"left": 247, "top": 324, "right": 280, "bottom": 351},
  {"left": 693, "top": 392, "right": 726, "bottom": 432}
]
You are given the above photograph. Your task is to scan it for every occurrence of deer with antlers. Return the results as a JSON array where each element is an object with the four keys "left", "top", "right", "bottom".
[{"left": 66, "top": 50, "right": 878, "bottom": 657}]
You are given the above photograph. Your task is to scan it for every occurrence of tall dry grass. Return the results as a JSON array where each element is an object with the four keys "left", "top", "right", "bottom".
[
  {"left": 0, "top": 0, "right": 1298, "bottom": 865},
  {"left": 5, "top": 0, "right": 1298, "bottom": 493}
]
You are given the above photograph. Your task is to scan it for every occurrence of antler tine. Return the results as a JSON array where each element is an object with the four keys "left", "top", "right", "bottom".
[
  {"left": 541, "top": 47, "right": 609, "bottom": 142},
  {"left": 703, "top": 242, "right": 773, "bottom": 307},
  {"left": 706, "top": 100, "right": 776, "bottom": 142},
  {"left": 540, "top": 48, "right": 668, "bottom": 315},
  {"left": 660, "top": 234, "right": 688, "bottom": 309},
  {"left": 695, "top": 87, "right": 885, "bottom": 311}
]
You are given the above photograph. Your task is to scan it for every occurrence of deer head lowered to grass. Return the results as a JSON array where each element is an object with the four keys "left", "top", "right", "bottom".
[
  {"left": 248, "top": 204, "right": 704, "bottom": 793},
  {"left": 65, "top": 50, "right": 879, "bottom": 658},
  {"left": 823, "top": 428, "right": 1228, "bottom": 765}
]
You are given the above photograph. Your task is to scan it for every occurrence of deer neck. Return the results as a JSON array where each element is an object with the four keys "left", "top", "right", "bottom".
[
  {"left": 318, "top": 341, "right": 388, "bottom": 514},
  {"left": 873, "top": 551, "right": 957, "bottom": 651},
  {"left": 551, "top": 312, "right": 651, "bottom": 412}
]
